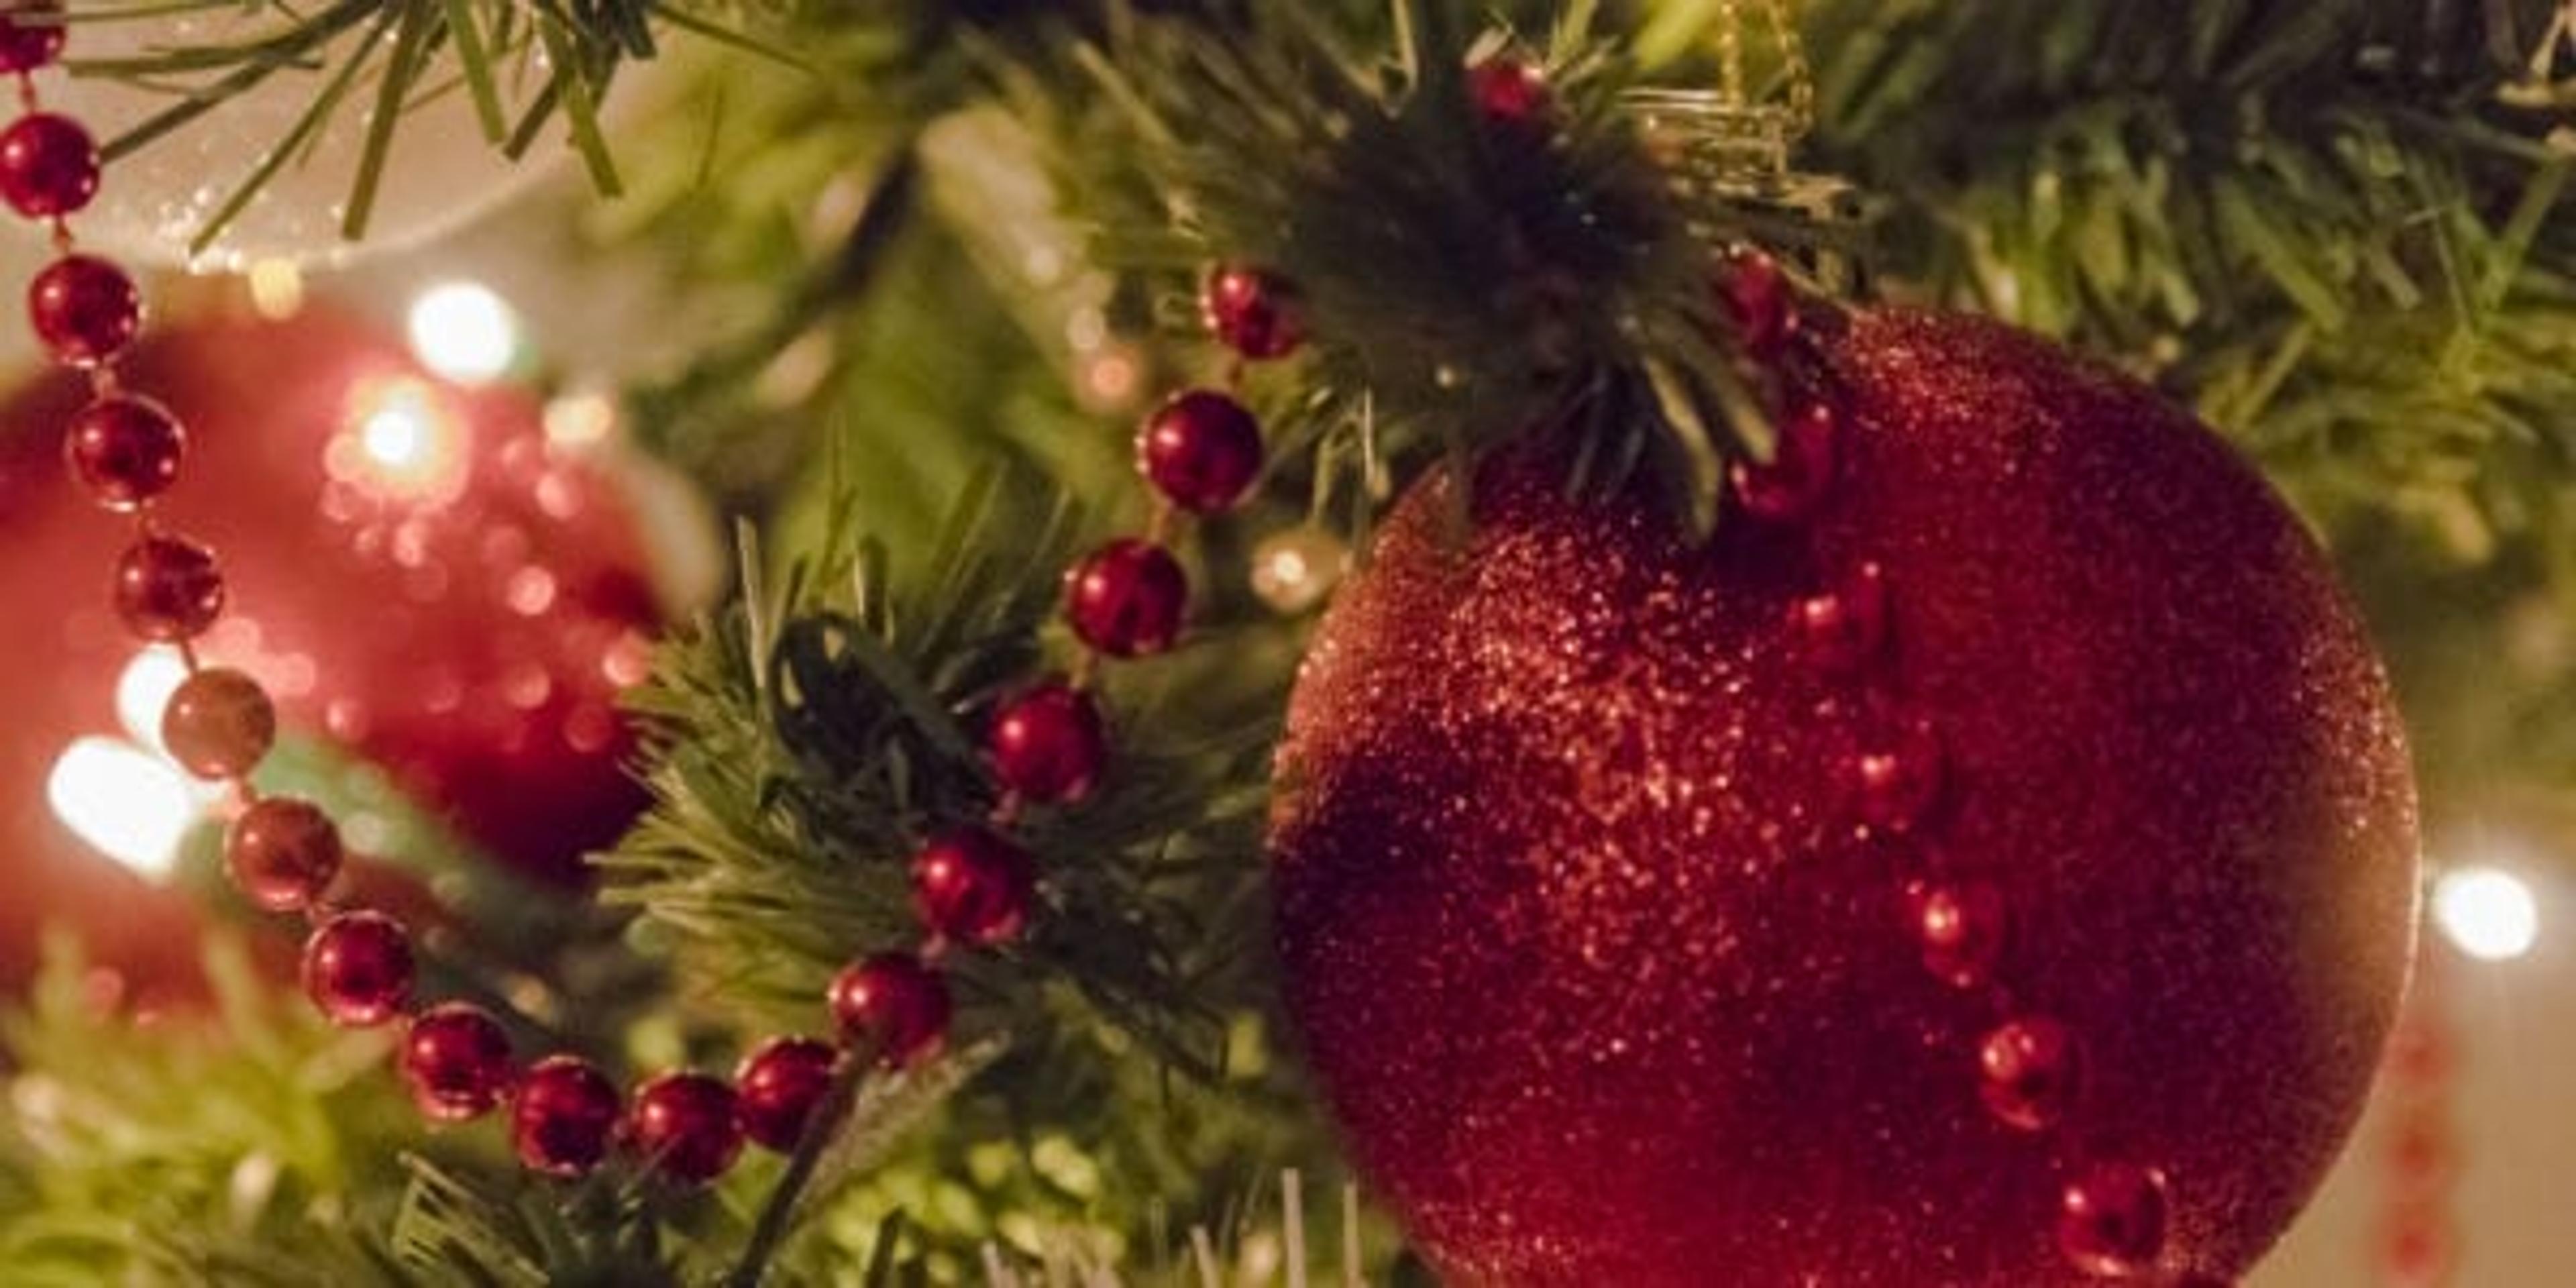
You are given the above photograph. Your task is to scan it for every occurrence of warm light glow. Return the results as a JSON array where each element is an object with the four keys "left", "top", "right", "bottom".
[
  {"left": 114, "top": 647, "right": 190, "bottom": 750},
  {"left": 543, "top": 390, "right": 619, "bottom": 451},
  {"left": 407, "top": 280, "right": 521, "bottom": 384},
  {"left": 333, "top": 377, "right": 470, "bottom": 504},
  {"left": 2434, "top": 867, "right": 2540, "bottom": 961},
  {"left": 46, "top": 737, "right": 205, "bottom": 877},
  {"left": 247, "top": 258, "right": 305, "bottom": 320}
]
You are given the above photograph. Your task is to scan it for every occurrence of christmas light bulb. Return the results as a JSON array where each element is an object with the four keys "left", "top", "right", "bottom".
[
  {"left": 2434, "top": 866, "right": 2539, "bottom": 961},
  {"left": 46, "top": 737, "right": 202, "bottom": 876}
]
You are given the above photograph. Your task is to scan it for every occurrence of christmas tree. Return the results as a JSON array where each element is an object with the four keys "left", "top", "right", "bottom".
[{"left": 0, "top": 0, "right": 2567, "bottom": 1283}]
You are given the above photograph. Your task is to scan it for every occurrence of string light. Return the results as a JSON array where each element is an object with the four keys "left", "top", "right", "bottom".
[
  {"left": 405, "top": 280, "right": 519, "bottom": 384},
  {"left": 2433, "top": 866, "right": 2540, "bottom": 962}
]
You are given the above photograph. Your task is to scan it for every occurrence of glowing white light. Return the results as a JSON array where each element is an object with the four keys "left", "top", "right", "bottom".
[
  {"left": 114, "top": 647, "right": 191, "bottom": 751},
  {"left": 334, "top": 377, "right": 469, "bottom": 503},
  {"left": 46, "top": 737, "right": 205, "bottom": 877},
  {"left": 407, "top": 281, "right": 519, "bottom": 384},
  {"left": 2434, "top": 867, "right": 2540, "bottom": 962}
]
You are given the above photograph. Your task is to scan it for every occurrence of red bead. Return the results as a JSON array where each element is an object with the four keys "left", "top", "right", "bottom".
[
  {"left": 735, "top": 1036, "right": 840, "bottom": 1152},
  {"left": 1902, "top": 878, "right": 2005, "bottom": 989},
  {"left": 302, "top": 910, "right": 415, "bottom": 1027},
  {"left": 64, "top": 394, "right": 184, "bottom": 508},
  {"left": 1788, "top": 561, "right": 1888, "bottom": 676},
  {"left": 989, "top": 680, "right": 1107, "bottom": 803},
  {"left": 161, "top": 666, "right": 276, "bottom": 780},
  {"left": 2057, "top": 1161, "right": 2170, "bottom": 1278},
  {"left": 1139, "top": 390, "right": 1265, "bottom": 514},
  {"left": 1849, "top": 716, "right": 1945, "bottom": 834},
  {"left": 1729, "top": 401, "right": 1840, "bottom": 524},
  {"left": 0, "top": 112, "right": 97, "bottom": 217},
  {"left": 0, "top": 0, "right": 64, "bottom": 73},
  {"left": 1469, "top": 56, "right": 1551, "bottom": 127},
  {"left": 224, "top": 797, "right": 343, "bottom": 912},
  {"left": 113, "top": 533, "right": 225, "bottom": 641},
  {"left": 1201, "top": 264, "right": 1305, "bottom": 360},
  {"left": 401, "top": 1003, "right": 517, "bottom": 1122},
  {"left": 1976, "top": 1015, "right": 2082, "bottom": 1132},
  {"left": 828, "top": 952, "right": 950, "bottom": 1068},
  {"left": 628, "top": 1071, "right": 745, "bottom": 1185},
  {"left": 513, "top": 1055, "right": 623, "bottom": 1178},
  {"left": 1719, "top": 248, "right": 1796, "bottom": 356},
  {"left": 912, "top": 827, "right": 1036, "bottom": 948},
  {"left": 1064, "top": 539, "right": 1187, "bottom": 658},
  {"left": 30, "top": 255, "right": 141, "bottom": 367}
]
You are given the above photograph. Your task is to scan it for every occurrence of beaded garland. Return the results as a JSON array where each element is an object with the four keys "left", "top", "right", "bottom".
[{"left": 3, "top": 2, "right": 1293, "bottom": 1187}]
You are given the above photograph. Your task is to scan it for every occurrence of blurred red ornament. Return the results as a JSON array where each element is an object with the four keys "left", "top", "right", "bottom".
[
  {"left": 1468, "top": 56, "right": 1552, "bottom": 128},
  {"left": 301, "top": 910, "right": 413, "bottom": 1027},
  {"left": 1271, "top": 309, "right": 2417, "bottom": 1285},
  {"left": 0, "top": 0, "right": 64, "bottom": 74},
  {"left": 28, "top": 254, "right": 140, "bottom": 366},
  {"left": 1200, "top": 265, "right": 1303, "bottom": 362},
  {"left": 829, "top": 952, "right": 949, "bottom": 1068},
  {"left": 63, "top": 392, "right": 182, "bottom": 507},
  {"left": 0, "top": 304, "right": 667, "bottom": 1001},
  {"left": 223, "top": 796, "right": 342, "bottom": 912},
  {"left": 911, "top": 827, "right": 1035, "bottom": 948}
]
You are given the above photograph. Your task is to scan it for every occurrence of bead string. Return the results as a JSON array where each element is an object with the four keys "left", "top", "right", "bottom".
[
  {"left": 2375, "top": 956, "right": 2456, "bottom": 1287},
  {"left": 1719, "top": 248, "right": 2217, "bottom": 1286},
  {"left": 2, "top": 0, "right": 1289, "bottom": 1195}
]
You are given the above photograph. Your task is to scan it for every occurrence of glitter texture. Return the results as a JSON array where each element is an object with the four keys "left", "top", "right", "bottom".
[{"left": 1270, "top": 309, "right": 2418, "bottom": 1285}]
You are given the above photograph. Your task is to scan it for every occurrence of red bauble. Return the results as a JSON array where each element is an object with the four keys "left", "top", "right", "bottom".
[
  {"left": 400, "top": 1002, "right": 516, "bottom": 1122},
  {"left": 628, "top": 1071, "right": 745, "bottom": 1185},
  {"left": 987, "top": 680, "right": 1107, "bottom": 803},
  {"left": 1063, "top": 539, "right": 1187, "bottom": 658},
  {"left": 513, "top": 1055, "right": 623, "bottom": 1178},
  {"left": 828, "top": 952, "right": 950, "bottom": 1068},
  {"left": 1138, "top": 390, "right": 1264, "bottom": 515},
  {"left": 0, "top": 112, "right": 97, "bottom": 217},
  {"left": 1270, "top": 310, "right": 2417, "bottom": 1285},
  {"left": 911, "top": 827, "right": 1035, "bottom": 947},
  {"left": 735, "top": 1036, "right": 840, "bottom": 1152},
  {"left": 301, "top": 910, "right": 414, "bottom": 1026},
  {"left": 28, "top": 255, "right": 142, "bottom": 367}
]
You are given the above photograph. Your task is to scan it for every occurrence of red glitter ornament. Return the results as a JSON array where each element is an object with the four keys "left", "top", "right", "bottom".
[
  {"left": 1138, "top": 390, "right": 1265, "bottom": 515},
  {"left": 0, "top": 112, "right": 96, "bottom": 217},
  {"left": 628, "top": 1071, "right": 745, "bottom": 1185},
  {"left": 28, "top": 254, "right": 140, "bottom": 367},
  {"left": 912, "top": 827, "right": 1036, "bottom": 947},
  {"left": 160, "top": 665, "right": 276, "bottom": 780},
  {"left": 988, "top": 680, "right": 1107, "bottom": 803},
  {"left": 64, "top": 393, "right": 182, "bottom": 508},
  {"left": 301, "top": 910, "right": 414, "bottom": 1027},
  {"left": 1270, "top": 309, "right": 2416, "bottom": 1285},
  {"left": 111, "top": 532, "right": 225, "bottom": 641},
  {"left": 735, "top": 1036, "right": 840, "bottom": 1152},
  {"left": 1064, "top": 539, "right": 1187, "bottom": 658},
  {"left": 401, "top": 1002, "right": 516, "bottom": 1122},
  {"left": 224, "top": 796, "right": 343, "bottom": 912},
  {"left": 513, "top": 1056, "right": 623, "bottom": 1178},
  {"left": 1201, "top": 265, "right": 1304, "bottom": 362},
  {"left": 829, "top": 952, "right": 949, "bottom": 1067}
]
